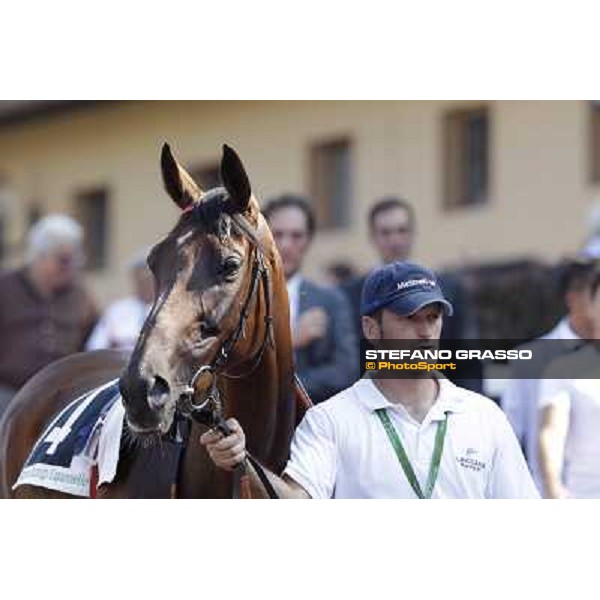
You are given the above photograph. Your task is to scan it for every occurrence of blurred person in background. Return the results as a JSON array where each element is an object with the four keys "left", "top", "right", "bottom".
[
  {"left": 538, "top": 267, "right": 600, "bottom": 499},
  {"left": 86, "top": 248, "right": 154, "bottom": 352},
  {"left": 263, "top": 195, "right": 358, "bottom": 404},
  {"left": 580, "top": 199, "right": 600, "bottom": 259},
  {"left": 0, "top": 214, "right": 98, "bottom": 417},
  {"left": 341, "top": 196, "right": 480, "bottom": 390},
  {"left": 501, "top": 259, "right": 598, "bottom": 492},
  {"left": 342, "top": 197, "right": 415, "bottom": 330}
]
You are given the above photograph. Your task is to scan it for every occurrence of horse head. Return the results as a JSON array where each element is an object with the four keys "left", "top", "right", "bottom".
[{"left": 119, "top": 143, "right": 282, "bottom": 436}]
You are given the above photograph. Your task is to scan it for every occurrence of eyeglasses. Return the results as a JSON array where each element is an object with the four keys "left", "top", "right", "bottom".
[
  {"left": 272, "top": 230, "right": 309, "bottom": 242},
  {"left": 55, "top": 252, "right": 85, "bottom": 269},
  {"left": 377, "top": 226, "right": 413, "bottom": 236}
]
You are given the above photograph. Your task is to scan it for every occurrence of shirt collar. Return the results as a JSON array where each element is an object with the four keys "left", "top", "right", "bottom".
[
  {"left": 286, "top": 273, "right": 302, "bottom": 294},
  {"left": 357, "top": 376, "right": 466, "bottom": 420},
  {"left": 552, "top": 317, "right": 580, "bottom": 341}
]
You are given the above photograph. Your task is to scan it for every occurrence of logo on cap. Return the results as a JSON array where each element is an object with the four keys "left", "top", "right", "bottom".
[{"left": 397, "top": 278, "right": 436, "bottom": 291}]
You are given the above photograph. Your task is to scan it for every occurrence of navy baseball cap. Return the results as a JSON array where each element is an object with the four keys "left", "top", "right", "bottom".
[{"left": 361, "top": 261, "right": 454, "bottom": 318}]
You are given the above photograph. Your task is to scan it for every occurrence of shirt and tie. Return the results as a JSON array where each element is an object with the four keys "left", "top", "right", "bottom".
[
  {"left": 285, "top": 272, "right": 359, "bottom": 404},
  {"left": 286, "top": 273, "right": 303, "bottom": 335}
]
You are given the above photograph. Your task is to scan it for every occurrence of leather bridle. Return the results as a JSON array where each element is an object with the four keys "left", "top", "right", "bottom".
[
  {"left": 171, "top": 207, "right": 279, "bottom": 499},
  {"left": 176, "top": 212, "right": 274, "bottom": 421}
]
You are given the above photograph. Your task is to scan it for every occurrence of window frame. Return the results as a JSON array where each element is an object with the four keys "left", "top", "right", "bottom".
[
  {"left": 589, "top": 101, "right": 600, "bottom": 183},
  {"left": 442, "top": 105, "right": 491, "bottom": 210},
  {"left": 73, "top": 185, "right": 111, "bottom": 272},
  {"left": 308, "top": 135, "right": 353, "bottom": 231}
]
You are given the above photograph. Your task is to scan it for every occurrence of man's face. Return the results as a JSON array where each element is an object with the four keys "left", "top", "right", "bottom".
[
  {"left": 267, "top": 206, "right": 312, "bottom": 279},
  {"left": 567, "top": 286, "right": 596, "bottom": 339},
  {"left": 362, "top": 303, "right": 444, "bottom": 343},
  {"left": 370, "top": 207, "right": 414, "bottom": 264},
  {"left": 38, "top": 243, "right": 84, "bottom": 291},
  {"left": 586, "top": 287, "right": 600, "bottom": 339}
]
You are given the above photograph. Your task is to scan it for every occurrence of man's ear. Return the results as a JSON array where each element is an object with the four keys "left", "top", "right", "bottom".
[{"left": 362, "top": 315, "right": 382, "bottom": 343}]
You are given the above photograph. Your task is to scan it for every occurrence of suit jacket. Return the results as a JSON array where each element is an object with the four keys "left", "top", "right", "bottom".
[
  {"left": 294, "top": 279, "right": 359, "bottom": 404},
  {"left": 341, "top": 274, "right": 366, "bottom": 346}
]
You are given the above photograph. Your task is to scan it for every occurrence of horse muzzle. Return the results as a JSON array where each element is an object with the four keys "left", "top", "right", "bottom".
[{"left": 119, "top": 372, "right": 175, "bottom": 434}]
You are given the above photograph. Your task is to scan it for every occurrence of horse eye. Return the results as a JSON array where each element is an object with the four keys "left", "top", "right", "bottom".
[{"left": 222, "top": 257, "right": 241, "bottom": 279}]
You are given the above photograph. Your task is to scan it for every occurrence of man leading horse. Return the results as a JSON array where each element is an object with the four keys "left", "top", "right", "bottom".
[{"left": 202, "top": 261, "right": 539, "bottom": 499}]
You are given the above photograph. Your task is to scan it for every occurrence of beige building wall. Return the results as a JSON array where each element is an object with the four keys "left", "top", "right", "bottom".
[{"left": 0, "top": 100, "right": 595, "bottom": 307}]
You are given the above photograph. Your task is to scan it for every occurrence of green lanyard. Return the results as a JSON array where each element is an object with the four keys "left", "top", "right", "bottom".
[{"left": 375, "top": 409, "right": 449, "bottom": 499}]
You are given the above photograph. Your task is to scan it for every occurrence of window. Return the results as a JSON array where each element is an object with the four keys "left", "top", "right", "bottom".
[
  {"left": 309, "top": 137, "right": 352, "bottom": 230},
  {"left": 0, "top": 210, "right": 5, "bottom": 264},
  {"left": 590, "top": 101, "right": 600, "bottom": 182},
  {"left": 0, "top": 177, "right": 10, "bottom": 264},
  {"left": 191, "top": 162, "right": 221, "bottom": 190},
  {"left": 444, "top": 107, "right": 490, "bottom": 208},
  {"left": 74, "top": 187, "right": 109, "bottom": 271}
]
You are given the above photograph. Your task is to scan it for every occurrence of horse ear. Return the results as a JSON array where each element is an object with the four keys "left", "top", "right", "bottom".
[
  {"left": 221, "top": 144, "right": 251, "bottom": 212},
  {"left": 160, "top": 143, "right": 203, "bottom": 210}
]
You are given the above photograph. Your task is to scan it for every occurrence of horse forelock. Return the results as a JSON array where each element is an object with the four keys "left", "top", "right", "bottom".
[
  {"left": 182, "top": 188, "right": 229, "bottom": 233},
  {"left": 176, "top": 189, "right": 272, "bottom": 258},
  {"left": 179, "top": 187, "right": 258, "bottom": 242}
]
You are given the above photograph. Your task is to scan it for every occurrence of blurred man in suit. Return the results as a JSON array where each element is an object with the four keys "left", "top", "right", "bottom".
[
  {"left": 263, "top": 195, "right": 358, "bottom": 404},
  {"left": 342, "top": 197, "right": 415, "bottom": 333}
]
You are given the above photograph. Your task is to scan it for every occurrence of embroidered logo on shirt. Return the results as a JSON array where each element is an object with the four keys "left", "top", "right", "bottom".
[{"left": 457, "top": 448, "right": 486, "bottom": 472}]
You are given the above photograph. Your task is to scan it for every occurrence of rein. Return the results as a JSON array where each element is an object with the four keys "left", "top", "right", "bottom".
[{"left": 171, "top": 207, "right": 278, "bottom": 499}]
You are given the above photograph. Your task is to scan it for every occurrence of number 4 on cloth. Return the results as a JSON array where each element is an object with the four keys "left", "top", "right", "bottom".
[{"left": 41, "top": 393, "right": 98, "bottom": 455}]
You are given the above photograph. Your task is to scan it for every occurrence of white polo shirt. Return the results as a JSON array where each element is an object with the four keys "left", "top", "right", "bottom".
[
  {"left": 86, "top": 297, "right": 150, "bottom": 352},
  {"left": 539, "top": 345, "right": 600, "bottom": 498},
  {"left": 500, "top": 317, "right": 580, "bottom": 491},
  {"left": 284, "top": 377, "right": 539, "bottom": 499}
]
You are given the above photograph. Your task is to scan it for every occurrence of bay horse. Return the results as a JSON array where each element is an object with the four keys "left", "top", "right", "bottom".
[{"left": 0, "top": 143, "right": 304, "bottom": 498}]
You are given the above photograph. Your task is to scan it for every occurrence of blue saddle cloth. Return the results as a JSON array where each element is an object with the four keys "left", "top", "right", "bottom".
[{"left": 14, "top": 379, "right": 122, "bottom": 497}]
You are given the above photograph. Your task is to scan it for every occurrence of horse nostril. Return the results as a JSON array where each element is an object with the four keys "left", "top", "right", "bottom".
[
  {"left": 119, "top": 373, "right": 147, "bottom": 408},
  {"left": 148, "top": 375, "right": 171, "bottom": 411},
  {"left": 199, "top": 320, "right": 219, "bottom": 337}
]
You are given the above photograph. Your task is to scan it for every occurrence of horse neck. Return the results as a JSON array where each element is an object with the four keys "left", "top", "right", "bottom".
[{"left": 222, "top": 254, "right": 295, "bottom": 471}]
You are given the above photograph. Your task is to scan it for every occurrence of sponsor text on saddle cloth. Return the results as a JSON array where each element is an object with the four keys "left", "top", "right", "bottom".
[{"left": 14, "top": 380, "right": 125, "bottom": 497}]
